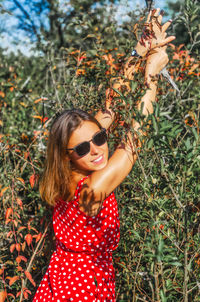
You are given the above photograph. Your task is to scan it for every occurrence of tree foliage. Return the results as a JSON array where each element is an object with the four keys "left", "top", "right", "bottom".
[{"left": 0, "top": 0, "right": 200, "bottom": 301}]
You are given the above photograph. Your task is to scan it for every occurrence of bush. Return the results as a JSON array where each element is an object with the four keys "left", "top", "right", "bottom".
[{"left": 0, "top": 1, "right": 199, "bottom": 301}]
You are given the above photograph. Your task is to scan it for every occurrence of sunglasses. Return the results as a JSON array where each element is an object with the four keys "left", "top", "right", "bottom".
[{"left": 66, "top": 128, "right": 107, "bottom": 157}]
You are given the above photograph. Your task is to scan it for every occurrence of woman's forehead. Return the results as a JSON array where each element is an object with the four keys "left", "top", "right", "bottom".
[{"left": 68, "top": 121, "right": 100, "bottom": 145}]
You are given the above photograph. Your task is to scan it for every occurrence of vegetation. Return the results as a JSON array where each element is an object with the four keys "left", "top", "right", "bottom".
[{"left": 0, "top": 0, "right": 199, "bottom": 301}]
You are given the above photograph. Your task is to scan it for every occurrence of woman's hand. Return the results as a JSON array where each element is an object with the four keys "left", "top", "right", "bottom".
[
  {"left": 145, "top": 47, "right": 169, "bottom": 84},
  {"left": 135, "top": 8, "right": 175, "bottom": 57}
]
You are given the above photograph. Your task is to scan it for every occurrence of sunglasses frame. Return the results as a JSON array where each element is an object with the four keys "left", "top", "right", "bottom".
[{"left": 66, "top": 128, "right": 107, "bottom": 157}]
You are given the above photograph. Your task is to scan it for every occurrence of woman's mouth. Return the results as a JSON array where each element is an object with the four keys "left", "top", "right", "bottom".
[{"left": 92, "top": 155, "right": 104, "bottom": 164}]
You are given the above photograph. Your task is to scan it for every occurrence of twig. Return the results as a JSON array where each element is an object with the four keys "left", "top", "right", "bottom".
[{"left": 19, "top": 223, "right": 49, "bottom": 302}]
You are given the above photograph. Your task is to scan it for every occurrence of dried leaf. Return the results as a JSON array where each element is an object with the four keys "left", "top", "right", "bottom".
[
  {"left": 25, "top": 234, "right": 32, "bottom": 246},
  {"left": 19, "top": 255, "right": 27, "bottom": 262},
  {"left": 32, "top": 115, "right": 42, "bottom": 121},
  {"left": 29, "top": 174, "right": 35, "bottom": 188},
  {"left": 0, "top": 291, "right": 7, "bottom": 302},
  {"left": 18, "top": 226, "right": 26, "bottom": 233},
  {"left": 25, "top": 271, "right": 36, "bottom": 287},
  {"left": 7, "top": 293, "right": 15, "bottom": 299},
  {"left": 16, "top": 178, "right": 25, "bottom": 184},
  {"left": 0, "top": 187, "right": 9, "bottom": 197},
  {"left": 7, "top": 231, "right": 13, "bottom": 238},
  {"left": 34, "top": 98, "right": 42, "bottom": 104},
  {"left": 16, "top": 243, "right": 21, "bottom": 252},
  {"left": 5, "top": 208, "right": 12, "bottom": 220},
  {"left": 16, "top": 256, "right": 21, "bottom": 264},
  {"left": 9, "top": 276, "right": 19, "bottom": 286},
  {"left": 22, "top": 241, "right": 26, "bottom": 251},
  {"left": 17, "top": 266, "right": 23, "bottom": 272},
  {"left": 36, "top": 232, "right": 42, "bottom": 243},
  {"left": 5, "top": 219, "right": 11, "bottom": 225},
  {"left": 10, "top": 244, "right": 16, "bottom": 253}
]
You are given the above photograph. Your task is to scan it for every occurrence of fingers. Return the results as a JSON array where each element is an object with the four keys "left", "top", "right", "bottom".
[
  {"left": 146, "top": 8, "right": 160, "bottom": 23},
  {"left": 153, "top": 8, "right": 160, "bottom": 17},
  {"left": 151, "top": 35, "right": 175, "bottom": 50},
  {"left": 163, "top": 36, "right": 176, "bottom": 45},
  {"left": 162, "top": 20, "right": 173, "bottom": 32}
]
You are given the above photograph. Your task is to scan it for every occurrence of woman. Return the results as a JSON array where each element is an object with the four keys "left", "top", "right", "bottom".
[{"left": 33, "top": 9, "right": 175, "bottom": 302}]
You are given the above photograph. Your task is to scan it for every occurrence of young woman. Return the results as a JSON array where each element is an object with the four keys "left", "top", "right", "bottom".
[{"left": 33, "top": 9, "right": 175, "bottom": 302}]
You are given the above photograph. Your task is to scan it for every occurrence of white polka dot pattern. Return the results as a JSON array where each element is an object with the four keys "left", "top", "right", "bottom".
[{"left": 33, "top": 176, "right": 120, "bottom": 301}]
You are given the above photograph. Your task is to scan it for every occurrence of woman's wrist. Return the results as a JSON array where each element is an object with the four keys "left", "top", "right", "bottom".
[{"left": 134, "top": 44, "right": 148, "bottom": 57}]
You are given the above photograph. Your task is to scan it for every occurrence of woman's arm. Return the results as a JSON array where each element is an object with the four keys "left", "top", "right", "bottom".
[
  {"left": 95, "top": 8, "right": 174, "bottom": 130},
  {"left": 94, "top": 57, "right": 140, "bottom": 129},
  {"left": 79, "top": 11, "right": 175, "bottom": 216},
  {"left": 80, "top": 49, "right": 169, "bottom": 216}
]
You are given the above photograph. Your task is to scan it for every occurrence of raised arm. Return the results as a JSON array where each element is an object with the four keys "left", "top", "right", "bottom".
[
  {"left": 80, "top": 10, "right": 175, "bottom": 216},
  {"left": 95, "top": 8, "right": 175, "bottom": 130}
]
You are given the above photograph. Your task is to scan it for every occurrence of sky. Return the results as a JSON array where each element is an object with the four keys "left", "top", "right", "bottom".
[{"left": 0, "top": 0, "right": 176, "bottom": 56}]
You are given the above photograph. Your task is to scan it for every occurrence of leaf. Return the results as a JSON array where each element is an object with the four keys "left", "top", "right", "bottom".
[
  {"left": 6, "top": 208, "right": 13, "bottom": 220},
  {"left": 7, "top": 293, "right": 15, "bottom": 299},
  {"left": 16, "top": 178, "right": 25, "bottom": 185},
  {"left": 34, "top": 97, "right": 42, "bottom": 103},
  {"left": 7, "top": 231, "right": 13, "bottom": 238},
  {"left": 5, "top": 219, "right": 11, "bottom": 225},
  {"left": 16, "top": 243, "right": 21, "bottom": 252},
  {"left": 25, "top": 234, "right": 32, "bottom": 246},
  {"left": 17, "top": 266, "right": 23, "bottom": 272},
  {"left": 35, "top": 232, "right": 42, "bottom": 243},
  {"left": 29, "top": 174, "right": 35, "bottom": 188},
  {"left": 25, "top": 271, "right": 36, "bottom": 287},
  {"left": 17, "top": 226, "right": 26, "bottom": 233},
  {"left": 10, "top": 244, "right": 16, "bottom": 253},
  {"left": 22, "top": 241, "right": 26, "bottom": 251},
  {"left": 16, "top": 255, "right": 27, "bottom": 264},
  {"left": 16, "top": 256, "right": 21, "bottom": 264},
  {"left": 0, "top": 291, "right": 7, "bottom": 302},
  {"left": 16, "top": 198, "right": 23, "bottom": 209},
  {"left": 32, "top": 115, "right": 42, "bottom": 121},
  {"left": 19, "top": 255, "right": 27, "bottom": 262},
  {"left": 0, "top": 187, "right": 9, "bottom": 197},
  {"left": 9, "top": 276, "right": 19, "bottom": 286}
]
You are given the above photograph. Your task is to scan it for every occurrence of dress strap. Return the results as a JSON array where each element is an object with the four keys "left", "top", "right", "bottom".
[{"left": 74, "top": 176, "right": 89, "bottom": 202}]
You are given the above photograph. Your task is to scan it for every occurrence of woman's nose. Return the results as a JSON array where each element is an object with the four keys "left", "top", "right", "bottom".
[{"left": 90, "top": 142, "right": 99, "bottom": 155}]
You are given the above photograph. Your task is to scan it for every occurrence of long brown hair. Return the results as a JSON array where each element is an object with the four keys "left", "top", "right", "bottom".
[{"left": 40, "top": 108, "right": 102, "bottom": 206}]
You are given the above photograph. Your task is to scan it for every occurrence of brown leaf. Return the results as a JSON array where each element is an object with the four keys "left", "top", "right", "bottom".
[
  {"left": 24, "top": 271, "right": 36, "bottom": 287},
  {"left": 25, "top": 234, "right": 32, "bottom": 246},
  {"left": 0, "top": 187, "right": 9, "bottom": 197},
  {"left": 5, "top": 208, "right": 13, "bottom": 220},
  {"left": 29, "top": 174, "right": 35, "bottom": 188},
  {"left": 35, "top": 232, "right": 42, "bottom": 243},
  {"left": 0, "top": 291, "right": 7, "bottom": 302},
  {"left": 9, "top": 276, "right": 19, "bottom": 286},
  {"left": 10, "top": 244, "right": 16, "bottom": 253},
  {"left": 16, "top": 198, "right": 23, "bottom": 209},
  {"left": 16, "top": 243, "right": 21, "bottom": 252},
  {"left": 16, "top": 177, "right": 25, "bottom": 184}
]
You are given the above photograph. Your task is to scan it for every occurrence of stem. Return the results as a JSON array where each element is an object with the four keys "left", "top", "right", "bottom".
[
  {"left": 154, "top": 262, "right": 160, "bottom": 302},
  {"left": 19, "top": 223, "right": 49, "bottom": 302},
  {"left": 183, "top": 207, "right": 188, "bottom": 302}
]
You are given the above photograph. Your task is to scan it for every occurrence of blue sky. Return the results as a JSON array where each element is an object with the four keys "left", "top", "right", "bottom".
[{"left": 0, "top": 0, "right": 176, "bottom": 55}]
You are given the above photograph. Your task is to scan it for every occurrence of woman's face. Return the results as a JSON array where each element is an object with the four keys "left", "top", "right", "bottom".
[{"left": 67, "top": 121, "right": 109, "bottom": 175}]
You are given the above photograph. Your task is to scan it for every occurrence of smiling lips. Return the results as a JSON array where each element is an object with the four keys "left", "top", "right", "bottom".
[{"left": 92, "top": 155, "right": 104, "bottom": 164}]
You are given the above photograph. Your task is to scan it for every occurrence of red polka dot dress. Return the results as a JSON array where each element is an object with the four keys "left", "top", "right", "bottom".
[{"left": 33, "top": 176, "right": 120, "bottom": 301}]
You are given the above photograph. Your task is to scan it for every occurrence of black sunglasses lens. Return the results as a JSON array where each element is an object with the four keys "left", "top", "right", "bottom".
[
  {"left": 75, "top": 142, "right": 90, "bottom": 157},
  {"left": 74, "top": 129, "right": 107, "bottom": 157},
  {"left": 93, "top": 130, "right": 107, "bottom": 146}
]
